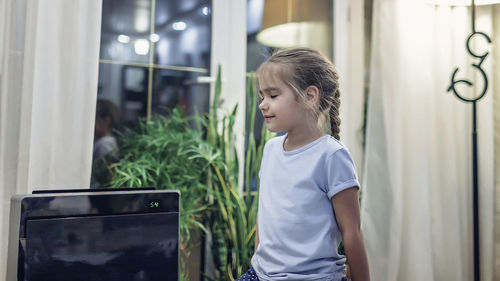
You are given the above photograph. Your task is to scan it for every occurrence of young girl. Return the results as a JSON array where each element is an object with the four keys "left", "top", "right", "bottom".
[{"left": 236, "top": 48, "right": 370, "bottom": 281}]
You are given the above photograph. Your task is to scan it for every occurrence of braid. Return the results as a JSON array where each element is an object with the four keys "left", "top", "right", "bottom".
[{"left": 329, "top": 89, "right": 341, "bottom": 140}]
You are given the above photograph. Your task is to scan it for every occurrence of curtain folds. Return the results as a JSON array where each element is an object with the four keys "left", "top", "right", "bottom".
[
  {"left": 493, "top": 5, "right": 500, "bottom": 279},
  {"left": 0, "top": 0, "right": 102, "bottom": 278},
  {"left": 361, "top": 1, "right": 498, "bottom": 280}
]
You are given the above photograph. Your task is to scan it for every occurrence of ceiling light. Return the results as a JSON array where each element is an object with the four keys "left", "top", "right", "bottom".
[
  {"left": 172, "top": 21, "right": 186, "bottom": 31},
  {"left": 117, "top": 35, "right": 130, "bottom": 44},
  {"left": 202, "top": 6, "right": 210, "bottom": 15},
  {"left": 150, "top": 33, "right": 160, "bottom": 42},
  {"left": 133, "top": 6, "right": 150, "bottom": 33},
  {"left": 134, "top": 39, "right": 149, "bottom": 55}
]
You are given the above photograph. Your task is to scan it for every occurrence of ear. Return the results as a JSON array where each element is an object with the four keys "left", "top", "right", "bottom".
[{"left": 304, "top": 86, "right": 319, "bottom": 108}]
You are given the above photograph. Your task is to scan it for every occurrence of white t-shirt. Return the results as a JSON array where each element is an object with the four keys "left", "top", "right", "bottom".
[
  {"left": 251, "top": 134, "right": 359, "bottom": 281},
  {"left": 93, "top": 135, "right": 118, "bottom": 161}
]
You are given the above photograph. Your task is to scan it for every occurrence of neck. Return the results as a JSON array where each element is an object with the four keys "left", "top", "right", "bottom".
[
  {"left": 284, "top": 127, "right": 323, "bottom": 151},
  {"left": 95, "top": 132, "right": 111, "bottom": 141}
]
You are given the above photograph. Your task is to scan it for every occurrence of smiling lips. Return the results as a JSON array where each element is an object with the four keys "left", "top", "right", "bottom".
[{"left": 264, "top": 115, "right": 275, "bottom": 121}]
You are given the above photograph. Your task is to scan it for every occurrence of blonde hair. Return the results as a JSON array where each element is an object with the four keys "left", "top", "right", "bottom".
[{"left": 256, "top": 47, "right": 341, "bottom": 140}]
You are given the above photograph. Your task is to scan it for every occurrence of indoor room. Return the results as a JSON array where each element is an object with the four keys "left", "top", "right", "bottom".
[{"left": 1, "top": 0, "right": 499, "bottom": 280}]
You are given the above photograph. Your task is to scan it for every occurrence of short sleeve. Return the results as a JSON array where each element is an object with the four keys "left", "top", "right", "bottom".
[{"left": 326, "top": 148, "right": 360, "bottom": 199}]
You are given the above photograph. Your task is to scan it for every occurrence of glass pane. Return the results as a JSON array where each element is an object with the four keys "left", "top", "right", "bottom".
[
  {"left": 100, "top": 0, "right": 152, "bottom": 63},
  {"left": 97, "top": 63, "right": 149, "bottom": 126},
  {"left": 25, "top": 213, "right": 178, "bottom": 281},
  {"left": 152, "top": 70, "right": 209, "bottom": 118},
  {"left": 154, "top": 0, "right": 212, "bottom": 69}
]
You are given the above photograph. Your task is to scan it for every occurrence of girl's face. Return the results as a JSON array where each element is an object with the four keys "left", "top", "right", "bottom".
[
  {"left": 258, "top": 64, "right": 313, "bottom": 134},
  {"left": 94, "top": 116, "right": 110, "bottom": 140}
]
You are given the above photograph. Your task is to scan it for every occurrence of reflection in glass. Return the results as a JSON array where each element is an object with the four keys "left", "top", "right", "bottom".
[
  {"left": 99, "top": 0, "right": 152, "bottom": 63},
  {"left": 154, "top": 0, "right": 211, "bottom": 68},
  {"left": 98, "top": 63, "right": 149, "bottom": 125},
  {"left": 25, "top": 213, "right": 178, "bottom": 281},
  {"left": 97, "top": 0, "right": 212, "bottom": 124},
  {"left": 152, "top": 70, "right": 209, "bottom": 119}
]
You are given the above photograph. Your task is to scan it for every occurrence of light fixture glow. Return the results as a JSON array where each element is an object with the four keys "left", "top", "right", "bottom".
[
  {"left": 134, "top": 39, "right": 149, "bottom": 55},
  {"left": 134, "top": 7, "right": 150, "bottom": 32},
  {"left": 117, "top": 35, "right": 130, "bottom": 44},
  {"left": 257, "top": 0, "right": 332, "bottom": 56},
  {"left": 427, "top": 0, "right": 500, "bottom": 5},
  {"left": 172, "top": 21, "right": 186, "bottom": 31},
  {"left": 202, "top": 6, "right": 210, "bottom": 15},
  {"left": 150, "top": 33, "right": 160, "bottom": 42},
  {"left": 257, "top": 22, "right": 329, "bottom": 49}
]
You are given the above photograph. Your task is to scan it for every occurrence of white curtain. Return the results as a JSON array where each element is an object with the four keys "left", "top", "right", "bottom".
[
  {"left": 0, "top": 0, "right": 5, "bottom": 81},
  {"left": 361, "top": 1, "right": 498, "bottom": 281},
  {"left": 493, "top": 5, "right": 500, "bottom": 279},
  {"left": 0, "top": 0, "right": 102, "bottom": 278}
]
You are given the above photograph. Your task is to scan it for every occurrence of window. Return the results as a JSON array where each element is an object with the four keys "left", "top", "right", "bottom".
[
  {"left": 97, "top": 0, "right": 212, "bottom": 126},
  {"left": 92, "top": 0, "right": 212, "bottom": 188}
]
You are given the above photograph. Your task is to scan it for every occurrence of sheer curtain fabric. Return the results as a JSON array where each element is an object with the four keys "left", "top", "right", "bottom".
[
  {"left": 0, "top": 0, "right": 102, "bottom": 278},
  {"left": 361, "top": 1, "right": 498, "bottom": 281}
]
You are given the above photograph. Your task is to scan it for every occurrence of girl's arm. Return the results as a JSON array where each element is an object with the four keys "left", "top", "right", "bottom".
[{"left": 331, "top": 187, "right": 370, "bottom": 281}]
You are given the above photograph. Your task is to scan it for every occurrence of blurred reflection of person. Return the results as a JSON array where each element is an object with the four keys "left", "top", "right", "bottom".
[{"left": 91, "top": 99, "right": 120, "bottom": 188}]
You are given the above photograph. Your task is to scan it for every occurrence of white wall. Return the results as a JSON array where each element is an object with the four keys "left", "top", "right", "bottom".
[
  {"left": 333, "top": 0, "right": 366, "bottom": 180},
  {"left": 211, "top": 0, "right": 247, "bottom": 190}
]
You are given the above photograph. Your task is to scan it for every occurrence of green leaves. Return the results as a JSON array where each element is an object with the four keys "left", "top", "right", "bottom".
[
  {"left": 204, "top": 72, "right": 274, "bottom": 281},
  {"left": 108, "top": 68, "right": 274, "bottom": 281},
  {"left": 109, "top": 108, "right": 214, "bottom": 280}
]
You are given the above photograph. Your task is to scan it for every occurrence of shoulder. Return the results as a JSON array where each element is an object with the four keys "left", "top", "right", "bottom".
[
  {"left": 263, "top": 134, "right": 285, "bottom": 151},
  {"left": 322, "top": 135, "right": 349, "bottom": 157},
  {"left": 323, "top": 136, "right": 359, "bottom": 197},
  {"left": 94, "top": 136, "right": 118, "bottom": 156},
  {"left": 320, "top": 136, "right": 358, "bottom": 171},
  {"left": 97, "top": 136, "right": 118, "bottom": 148}
]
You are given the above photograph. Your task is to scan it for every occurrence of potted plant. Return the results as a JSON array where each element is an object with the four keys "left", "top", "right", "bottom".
[{"left": 109, "top": 67, "right": 272, "bottom": 281}]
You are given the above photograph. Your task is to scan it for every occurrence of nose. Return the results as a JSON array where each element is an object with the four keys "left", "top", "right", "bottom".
[{"left": 258, "top": 98, "right": 268, "bottom": 112}]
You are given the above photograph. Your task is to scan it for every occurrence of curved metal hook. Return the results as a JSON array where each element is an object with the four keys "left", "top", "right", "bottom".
[
  {"left": 448, "top": 31, "right": 490, "bottom": 104},
  {"left": 466, "top": 31, "right": 491, "bottom": 63},
  {"left": 448, "top": 65, "right": 488, "bottom": 103}
]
